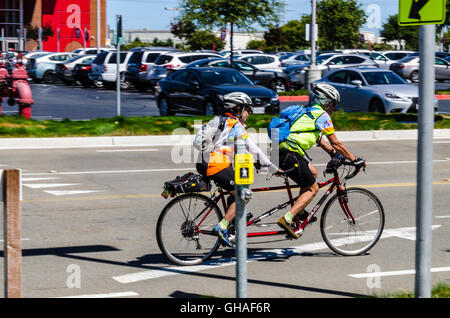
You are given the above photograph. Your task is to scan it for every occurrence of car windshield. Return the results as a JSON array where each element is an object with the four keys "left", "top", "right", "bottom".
[
  {"left": 200, "top": 69, "right": 253, "bottom": 85},
  {"left": 362, "top": 71, "right": 406, "bottom": 85}
]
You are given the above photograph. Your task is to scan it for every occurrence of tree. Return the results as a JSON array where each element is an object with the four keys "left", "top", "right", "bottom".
[
  {"left": 316, "top": 0, "right": 366, "bottom": 50},
  {"left": 380, "top": 15, "right": 419, "bottom": 50},
  {"left": 186, "top": 30, "right": 225, "bottom": 51},
  {"left": 174, "top": 0, "right": 282, "bottom": 62},
  {"left": 280, "top": 18, "right": 311, "bottom": 51}
]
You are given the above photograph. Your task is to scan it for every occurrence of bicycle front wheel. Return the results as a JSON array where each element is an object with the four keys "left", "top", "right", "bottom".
[
  {"left": 320, "top": 187, "right": 385, "bottom": 256},
  {"left": 156, "top": 193, "right": 222, "bottom": 266}
]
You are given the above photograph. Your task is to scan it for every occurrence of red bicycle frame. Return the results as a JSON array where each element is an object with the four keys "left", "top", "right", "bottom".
[{"left": 196, "top": 172, "right": 356, "bottom": 238}]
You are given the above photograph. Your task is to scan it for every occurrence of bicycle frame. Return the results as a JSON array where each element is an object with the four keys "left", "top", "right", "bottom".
[{"left": 195, "top": 171, "right": 356, "bottom": 238}]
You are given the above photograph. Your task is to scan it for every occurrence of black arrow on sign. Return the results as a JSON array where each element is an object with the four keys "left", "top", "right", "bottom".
[{"left": 409, "top": 0, "right": 430, "bottom": 20}]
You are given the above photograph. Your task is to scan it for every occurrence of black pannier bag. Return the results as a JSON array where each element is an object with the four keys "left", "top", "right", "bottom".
[{"left": 161, "top": 172, "right": 211, "bottom": 198}]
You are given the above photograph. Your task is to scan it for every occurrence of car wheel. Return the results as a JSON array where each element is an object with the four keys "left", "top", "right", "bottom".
[
  {"left": 93, "top": 80, "right": 104, "bottom": 88},
  {"left": 410, "top": 70, "right": 419, "bottom": 83},
  {"left": 369, "top": 99, "right": 385, "bottom": 113},
  {"left": 135, "top": 83, "right": 148, "bottom": 92},
  {"left": 43, "top": 71, "right": 57, "bottom": 84},
  {"left": 204, "top": 100, "right": 216, "bottom": 116},
  {"left": 80, "top": 80, "right": 92, "bottom": 88},
  {"left": 120, "top": 73, "right": 131, "bottom": 90},
  {"left": 158, "top": 96, "right": 174, "bottom": 116},
  {"left": 271, "top": 79, "right": 287, "bottom": 92}
]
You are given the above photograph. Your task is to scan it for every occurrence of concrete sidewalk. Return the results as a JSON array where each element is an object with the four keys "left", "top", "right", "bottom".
[{"left": 0, "top": 129, "right": 449, "bottom": 150}]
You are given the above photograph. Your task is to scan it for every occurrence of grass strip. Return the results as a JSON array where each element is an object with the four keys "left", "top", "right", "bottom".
[
  {"left": 366, "top": 283, "right": 450, "bottom": 298},
  {"left": 0, "top": 111, "right": 449, "bottom": 137}
]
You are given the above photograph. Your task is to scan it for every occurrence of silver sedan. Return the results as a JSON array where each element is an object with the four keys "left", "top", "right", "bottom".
[
  {"left": 390, "top": 56, "right": 450, "bottom": 83},
  {"left": 313, "top": 67, "right": 438, "bottom": 113}
]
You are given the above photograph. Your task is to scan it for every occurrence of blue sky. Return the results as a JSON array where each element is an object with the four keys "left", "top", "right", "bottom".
[{"left": 107, "top": 0, "right": 399, "bottom": 34}]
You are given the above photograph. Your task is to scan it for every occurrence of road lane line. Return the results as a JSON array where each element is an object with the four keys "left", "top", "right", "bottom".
[
  {"left": 21, "top": 181, "right": 450, "bottom": 203},
  {"left": 348, "top": 267, "right": 450, "bottom": 278},
  {"left": 20, "top": 159, "right": 450, "bottom": 177},
  {"left": 112, "top": 225, "right": 440, "bottom": 284},
  {"left": 56, "top": 291, "right": 139, "bottom": 298},
  {"left": 22, "top": 168, "right": 193, "bottom": 176},
  {"left": 23, "top": 183, "right": 80, "bottom": 189},
  {"left": 44, "top": 190, "right": 103, "bottom": 196},
  {"left": 96, "top": 149, "right": 159, "bottom": 152}
]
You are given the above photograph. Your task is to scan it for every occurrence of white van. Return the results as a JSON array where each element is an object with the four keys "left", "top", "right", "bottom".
[{"left": 89, "top": 50, "right": 134, "bottom": 89}]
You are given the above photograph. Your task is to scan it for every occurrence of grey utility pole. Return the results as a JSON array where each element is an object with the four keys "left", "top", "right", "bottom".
[
  {"left": 415, "top": 24, "right": 435, "bottom": 298},
  {"left": 305, "top": 0, "right": 321, "bottom": 90},
  {"left": 97, "top": 0, "right": 101, "bottom": 54},
  {"left": 234, "top": 139, "right": 253, "bottom": 298},
  {"left": 116, "top": 15, "right": 122, "bottom": 117}
]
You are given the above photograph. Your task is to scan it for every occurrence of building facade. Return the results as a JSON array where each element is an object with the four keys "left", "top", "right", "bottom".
[{"left": 0, "top": 0, "right": 106, "bottom": 52}]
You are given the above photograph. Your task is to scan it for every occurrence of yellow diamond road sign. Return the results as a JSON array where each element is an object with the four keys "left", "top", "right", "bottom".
[{"left": 398, "top": 0, "right": 446, "bottom": 26}]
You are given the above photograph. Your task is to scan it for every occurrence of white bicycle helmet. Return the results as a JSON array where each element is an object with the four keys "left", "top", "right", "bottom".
[
  {"left": 223, "top": 92, "right": 253, "bottom": 114},
  {"left": 311, "top": 83, "right": 341, "bottom": 107}
]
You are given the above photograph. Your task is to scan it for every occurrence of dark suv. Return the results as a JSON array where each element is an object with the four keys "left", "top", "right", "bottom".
[{"left": 125, "top": 47, "right": 179, "bottom": 92}]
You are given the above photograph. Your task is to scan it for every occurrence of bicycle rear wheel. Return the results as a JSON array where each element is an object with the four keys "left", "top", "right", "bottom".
[
  {"left": 320, "top": 187, "right": 385, "bottom": 256},
  {"left": 156, "top": 193, "right": 222, "bottom": 266}
]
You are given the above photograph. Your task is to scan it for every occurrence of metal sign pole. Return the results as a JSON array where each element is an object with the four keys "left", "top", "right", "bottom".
[
  {"left": 116, "top": 15, "right": 122, "bottom": 117},
  {"left": 234, "top": 139, "right": 253, "bottom": 298},
  {"left": 415, "top": 24, "right": 435, "bottom": 298}
]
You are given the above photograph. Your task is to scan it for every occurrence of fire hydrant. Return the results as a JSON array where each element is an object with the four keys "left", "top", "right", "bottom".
[{"left": 0, "top": 53, "right": 34, "bottom": 118}]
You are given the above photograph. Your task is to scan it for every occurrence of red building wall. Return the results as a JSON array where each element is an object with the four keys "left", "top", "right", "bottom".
[{"left": 42, "top": 0, "right": 91, "bottom": 52}]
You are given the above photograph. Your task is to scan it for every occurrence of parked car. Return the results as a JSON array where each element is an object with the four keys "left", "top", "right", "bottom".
[
  {"left": 26, "top": 52, "right": 77, "bottom": 83},
  {"left": 313, "top": 67, "right": 438, "bottom": 113},
  {"left": 380, "top": 50, "right": 415, "bottom": 61},
  {"left": 73, "top": 47, "right": 112, "bottom": 55},
  {"left": 144, "top": 51, "right": 222, "bottom": 90},
  {"left": 125, "top": 48, "right": 178, "bottom": 92},
  {"left": 406, "top": 51, "right": 450, "bottom": 59},
  {"left": 89, "top": 50, "right": 134, "bottom": 89},
  {"left": 280, "top": 53, "right": 310, "bottom": 67},
  {"left": 219, "top": 49, "right": 263, "bottom": 58},
  {"left": 22, "top": 51, "right": 50, "bottom": 66},
  {"left": 155, "top": 67, "right": 280, "bottom": 116},
  {"left": 237, "top": 53, "right": 283, "bottom": 72},
  {"left": 72, "top": 61, "right": 102, "bottom": 88},
  {"left": 390, "top": 56, "right": 450, "bottom": 83},
  {"left": 184, "top": 58, "right": 292, "bottom": 92},
  {"left": 286, "top": 53, "right": 377, "bottom": 88},
  {"left": 55, "top": 54, "right": 96, "bottom": 85},
  {"left": 368, "top": 52, "right": 403, "bottom": 69}
]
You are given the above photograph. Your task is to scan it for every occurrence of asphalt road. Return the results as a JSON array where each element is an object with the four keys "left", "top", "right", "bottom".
[
  {"left": 2, "top": 82, "right": 449, "bottom": 120},
  {"left": 0, "top": 138, "right": 449, "bottom": 298}
]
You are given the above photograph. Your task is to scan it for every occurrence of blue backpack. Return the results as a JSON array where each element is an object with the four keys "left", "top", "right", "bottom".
[{"left": 268, "top": 105, "right": 307, "bottom": 143}]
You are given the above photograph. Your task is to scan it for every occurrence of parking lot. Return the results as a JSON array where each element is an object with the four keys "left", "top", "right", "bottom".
[{"left": 1, "top": 81, "right": 448, "bottom": 121}]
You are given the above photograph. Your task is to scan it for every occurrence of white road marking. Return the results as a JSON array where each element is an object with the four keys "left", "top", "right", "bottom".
[
  {"left": 434, "top": 141, "right": 450, "bottom": 144},
  {"left": 21, "top": 159, "right": 450, "bottom": 176},
  {"left": 0, "top": 238, "right": 30, "bottom": 242},
  {"left": 56, "top": 291, "right": 139, "bottom": 298},
  {"left": 23, "top": 183, "right": 80, "bottom": 189},
  {"left": 112, "top": 225, "right": 440, "bottom": 284},
  {"left": 22, "top": 177, "right": 59, "bottom": 182},
  {"left": 23, "top": 168, "right": 193, "bottom": 176},
  {"left": 44, "top": 190, "right": 103, "bottom": 196},
  {"left": 96, "top": 149, "right": 159, "bottom": 152},
  {"left": 435, "top": 215, "right": 450, "bottom": 219},
  {"left": 349, "top": 267, "right": 450, "bottom": 278}
]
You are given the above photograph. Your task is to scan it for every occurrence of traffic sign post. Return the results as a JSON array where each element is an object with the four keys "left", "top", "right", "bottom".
[
  {"left": 398, "top": 0, "right": 446, "bottom": 26},
  {"left": 398, "top": 0, "right": 445, "bottom": 299},
  {"left": 234, "top": 139, "right": 253, "bottom": 298}
]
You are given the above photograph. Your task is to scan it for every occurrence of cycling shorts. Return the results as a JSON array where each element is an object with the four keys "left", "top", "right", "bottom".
[
  {"left": 279, "top": 149, "right": 316, "bottom": 188},
  {"left": 196, "top": 162, "right": 235, "bottom": 191}
]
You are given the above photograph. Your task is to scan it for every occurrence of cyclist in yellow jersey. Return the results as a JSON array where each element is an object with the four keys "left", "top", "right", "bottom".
[
  {"left": 196, "top": 92, "right": 280, "bottom": 246},
  {"left": 277, "top": 83, "right": 366, "bottom": 239}
]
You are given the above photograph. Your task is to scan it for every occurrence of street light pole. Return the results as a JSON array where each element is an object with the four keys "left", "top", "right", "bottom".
[
  {"left": 305, "top": 0, "right": 321, "bottom": 91},
  {"left": 97, "top": 0, "right": 101, "bottom": 53}
]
